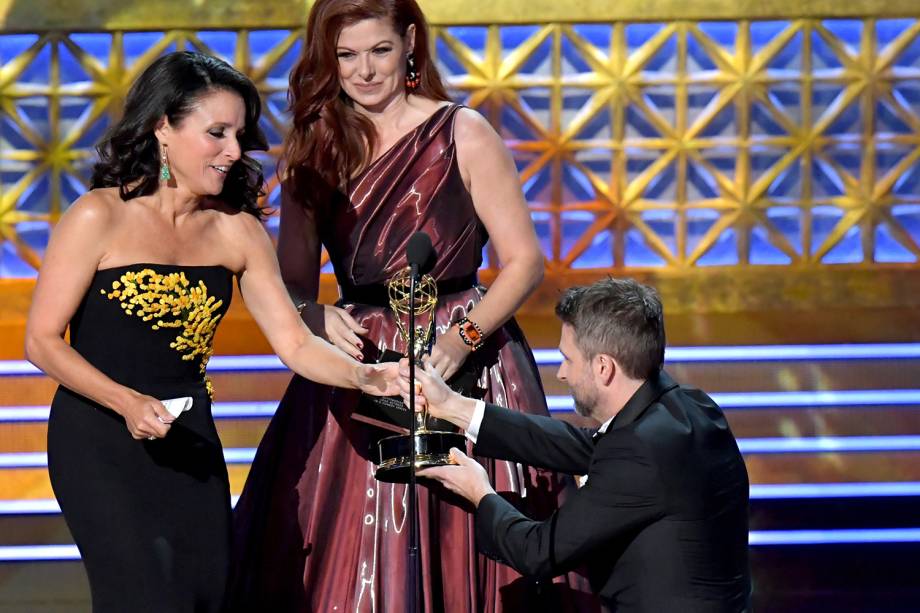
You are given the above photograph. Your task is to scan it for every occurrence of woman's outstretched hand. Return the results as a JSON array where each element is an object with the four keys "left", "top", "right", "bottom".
[{"left": 356, "top": 362, "right": 401, "bottom": 396}]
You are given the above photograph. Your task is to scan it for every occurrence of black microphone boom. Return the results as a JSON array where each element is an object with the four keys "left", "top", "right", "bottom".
[{"left": 404, "top": 229, "right": 433, "bottom": 613}]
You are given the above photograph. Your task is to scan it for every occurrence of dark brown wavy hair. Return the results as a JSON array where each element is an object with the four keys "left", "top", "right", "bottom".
[
  {"left": 284, "top": 0, "right": 450, "bottom": 204},
  {"left": 91, "top": 51, "right": 269, "bottom": 218}
]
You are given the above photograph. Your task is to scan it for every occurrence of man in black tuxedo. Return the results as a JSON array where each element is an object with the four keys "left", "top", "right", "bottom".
[{"left": 411, "top": 278, "right": 752, "bottom": 611}]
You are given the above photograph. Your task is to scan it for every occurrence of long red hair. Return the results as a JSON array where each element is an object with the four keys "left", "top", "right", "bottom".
[{"left": 284, "top": 0, "right": 450, "bottom": 203}]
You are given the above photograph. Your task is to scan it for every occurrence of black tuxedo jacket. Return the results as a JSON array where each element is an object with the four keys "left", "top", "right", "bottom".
[{"left": 473, "top": 371, "right": 751, "bottom": 612}]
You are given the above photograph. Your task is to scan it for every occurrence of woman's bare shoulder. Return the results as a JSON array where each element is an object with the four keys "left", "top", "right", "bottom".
[
  {"left": 204, "top": 202, "right": 268, "bottom": 242},
  {"left": 453, "top": 106, "right": 502, "bottom": 149},
  {"left": 60, "top": 187, "right": 125, "bottom": 226}
]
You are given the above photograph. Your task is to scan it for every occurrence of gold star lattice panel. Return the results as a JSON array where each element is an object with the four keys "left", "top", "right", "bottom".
[
  {"left": 434, "top": 20, "right": 920, "bottom": 271},
  {"left": 2, "top": 19, "right": 920, "bottom": 277},
  {"left": 0, "top": 30, "right": 301, "bottom": 276}
]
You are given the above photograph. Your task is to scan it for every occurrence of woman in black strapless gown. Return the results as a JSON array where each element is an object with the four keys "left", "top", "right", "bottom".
[
  {"left": 48, "top": 264, "right": 235, "bottom": 610},
  {"left": 24, "top": 52, "right": 397, "bottom": 613}
]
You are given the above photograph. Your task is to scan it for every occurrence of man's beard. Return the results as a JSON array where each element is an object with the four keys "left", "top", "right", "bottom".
[{"left": 572, "top": 383, "right": 598, "bottom": 418}]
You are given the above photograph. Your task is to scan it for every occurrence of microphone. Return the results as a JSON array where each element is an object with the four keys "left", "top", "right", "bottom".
[
  {"left": 403, "top": 230, "right": 437, "bottom": 612},
  {"left": 406, "top": 231, "right": 436, "bottom": 276}
]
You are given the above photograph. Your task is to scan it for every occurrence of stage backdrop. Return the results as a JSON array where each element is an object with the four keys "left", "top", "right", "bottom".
[{"left": 2, "top": 0, "right": 920, "bottom": 354}]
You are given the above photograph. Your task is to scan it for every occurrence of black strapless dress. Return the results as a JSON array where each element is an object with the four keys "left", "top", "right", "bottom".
[{"left": 47, "top": 264, "right": 233, "bottom": 612}]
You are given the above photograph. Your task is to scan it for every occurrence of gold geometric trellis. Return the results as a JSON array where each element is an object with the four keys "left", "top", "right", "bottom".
[
  {"left": 2, "top": 6, "right": 920, "bottom": 278},
  {"left": 0, "top": 30, "right": 301, "bottom": 274},
  {"left": 436, "top": 19, "right": 920, "bottom": 269}
]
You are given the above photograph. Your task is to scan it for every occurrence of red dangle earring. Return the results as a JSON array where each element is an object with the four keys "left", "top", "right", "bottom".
[{"left": 405, "top": 52, "right": 420, "bottom": 90}]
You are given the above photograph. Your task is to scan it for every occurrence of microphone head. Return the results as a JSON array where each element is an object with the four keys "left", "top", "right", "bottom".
[{"left": 406, "top": 231, "right": 436, "bottom": 274}]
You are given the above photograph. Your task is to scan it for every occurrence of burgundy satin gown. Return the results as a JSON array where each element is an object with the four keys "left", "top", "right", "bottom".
[{"left": 228, "top": 104, "right": 597, "bottom": 612}]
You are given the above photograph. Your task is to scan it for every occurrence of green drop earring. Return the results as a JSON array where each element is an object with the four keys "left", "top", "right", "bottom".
[{"left": 160, "top": 145, "right": 171, "bottom": 182}]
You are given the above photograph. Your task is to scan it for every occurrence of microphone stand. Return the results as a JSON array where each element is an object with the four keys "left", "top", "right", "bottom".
[{"left": 407, "top": 263, "right": 421, "bottom": 613}]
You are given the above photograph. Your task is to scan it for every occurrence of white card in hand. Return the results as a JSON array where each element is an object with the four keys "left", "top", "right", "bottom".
[{"left": 161, "top": 397, "right": 193, "bottom": 418}]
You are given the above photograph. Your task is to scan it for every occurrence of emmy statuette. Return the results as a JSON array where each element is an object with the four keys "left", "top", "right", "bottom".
[{"left": 373, "top": 266, "right": 466, "bottom": 483}]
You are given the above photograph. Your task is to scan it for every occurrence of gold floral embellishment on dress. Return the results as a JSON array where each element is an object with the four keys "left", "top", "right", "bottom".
[{"left": 101, "top": 268, "right": 223, "bottom": 391}]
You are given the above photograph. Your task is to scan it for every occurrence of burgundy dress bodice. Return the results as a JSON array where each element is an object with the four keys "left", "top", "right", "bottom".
[{"left": 319, "top": 104, "right": 487, "bottom": 286}]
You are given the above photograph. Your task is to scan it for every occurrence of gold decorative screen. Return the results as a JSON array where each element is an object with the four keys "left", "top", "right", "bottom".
[{"left": 2, "top": 1, "right": 919, "bottom": 316}]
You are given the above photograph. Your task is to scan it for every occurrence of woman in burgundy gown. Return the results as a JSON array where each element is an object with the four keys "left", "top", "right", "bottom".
[{"left": 229, "top": 1, "right": 596, "bottom": 611}]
